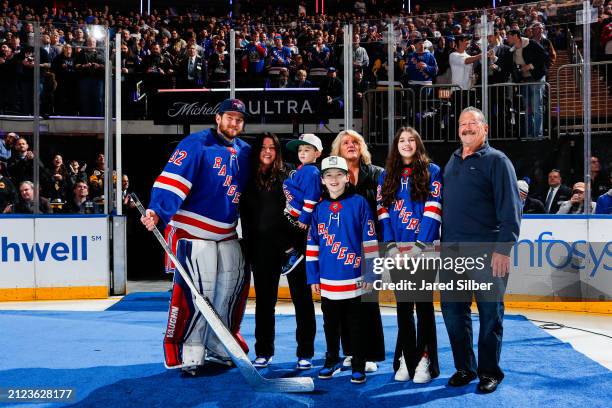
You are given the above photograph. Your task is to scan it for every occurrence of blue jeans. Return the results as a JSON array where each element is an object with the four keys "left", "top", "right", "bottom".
[
  {"left": 441, "top": 299, "right": 505, "bottom": 381},
  {"left": 522, "top": 78, "right": 545, "bottom": 138}
]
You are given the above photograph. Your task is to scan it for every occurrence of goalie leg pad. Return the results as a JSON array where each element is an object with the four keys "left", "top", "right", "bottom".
[
  {"left": 203, "top": 239, "right": 249, "bottom": 358},
  {"left": 163, "top": 238, "right": 218, "bottom": 368}
]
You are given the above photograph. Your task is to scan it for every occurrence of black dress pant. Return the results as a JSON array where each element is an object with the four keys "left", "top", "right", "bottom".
[
  {"left": 390, "top": 267, "right": 440, "bottom": 378},
  {"left": 321, "top": 296, "right": 367, "bottom": 372},
  {"left": 251, "top": 239, "right": 315, "bottom": 358}
]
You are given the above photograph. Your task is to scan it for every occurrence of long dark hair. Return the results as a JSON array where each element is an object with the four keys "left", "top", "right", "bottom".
[
  {"left": 252, "top": 132, "right": 286, "bottom": 191},
  {"left": 381, "top": 127, "right": 431, "bottom": 207}
]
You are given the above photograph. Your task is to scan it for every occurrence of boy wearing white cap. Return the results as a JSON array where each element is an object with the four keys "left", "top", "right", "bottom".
[
  {"left": 306, "top": 156, "right": 379, "bottom": 384},
  {"left": 281, "top": 133, "right": 323, "bottom": 274}
]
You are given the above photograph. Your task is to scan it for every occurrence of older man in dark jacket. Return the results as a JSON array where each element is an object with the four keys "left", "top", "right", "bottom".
[
  {"left": 507, "top": 29, "right": 549, "bottom": 139},
  {"left": 441, "top": 107, "right": 522, "bottom": 394}
]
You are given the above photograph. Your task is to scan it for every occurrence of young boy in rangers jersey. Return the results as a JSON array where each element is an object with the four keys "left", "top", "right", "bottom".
[
  {"left": 140, "top": 98, "right": 251, "bottom": 375},
  {"left": 281, "top": 133, "right": 323, "bottom": 274},
  {"left": 306, "top": 156, "right": 379, "bottom": 384}
]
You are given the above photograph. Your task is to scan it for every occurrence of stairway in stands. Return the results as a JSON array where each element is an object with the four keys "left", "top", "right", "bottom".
[{"left": 549, "top": 49, "right": 612, "bottom": 125}]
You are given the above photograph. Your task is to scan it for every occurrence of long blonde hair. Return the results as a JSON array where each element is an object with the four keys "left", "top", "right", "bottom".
[{"left": 330, "top": 130, "right": 372, "bottom": 165}]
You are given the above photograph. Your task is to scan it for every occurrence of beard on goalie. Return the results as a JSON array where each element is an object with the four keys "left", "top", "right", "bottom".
[{"left": 216, "top": 111, "right": 245, "bottom": 140}]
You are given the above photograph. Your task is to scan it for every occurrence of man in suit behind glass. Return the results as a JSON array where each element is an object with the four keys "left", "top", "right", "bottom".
[
  {"left": 541, "top": 169, "right": 571, "bottom": 214},
  {"left": 178, "top": 44, "right": 207, "bottom": 88}
]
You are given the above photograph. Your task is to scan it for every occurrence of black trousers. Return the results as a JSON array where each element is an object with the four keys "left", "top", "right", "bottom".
[
  {"left": 251, "top": 239, "right": 315, "bottom": 358},
  {"left": 340, "top": 292, "right": 386, "bottom": 362},
  {"left": 321, "top": 296, "right": 367, "bottom": 372},
  {"left": 391, "top": 267, "right": 440, "bottom": 378}
]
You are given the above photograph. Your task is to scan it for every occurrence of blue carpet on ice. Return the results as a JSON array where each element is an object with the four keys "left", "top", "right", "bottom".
[{"left": 1, "top": 292, "right": 611, "bottom": 408}]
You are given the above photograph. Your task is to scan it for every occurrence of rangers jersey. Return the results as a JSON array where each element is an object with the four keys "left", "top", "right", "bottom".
[
  {"left": 149, "top": 128, "right": 251, "bottom": 271},
  {"left": 376, "top": 162, "right": 442, "bottom": 247},
  {"left": 306, "top": 190, "right": 379, "bottom": 300},
  {"left": 282, "top": 163, "right": 321, "bottom": 225}
]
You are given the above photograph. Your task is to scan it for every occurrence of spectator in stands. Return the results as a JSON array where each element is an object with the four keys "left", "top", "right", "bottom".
[
  {"left": 15, "top": 45, "right": 49, "bottom": 115},
  {"left": 245, "top": 32, "right": 267, "bottom": 76},
  {"left": 44, "top": 154, "right": 69, "bottom": 203},
  {"left": 0, "top": 43, "right": 18, "bottom": 114},
  {"left": 0, "top": 132, "right": 17, "bottom": 162},
  {"left": 541, "top": 169, "right": 572, "bottom": 214},
  {"left": 63, "top": 180, "right": 94, "bottom": 214},
  {"left": 353, "top": 33, "right": 370, "bottom": 71},
  {"left": 450, "top": 35, "right": 489, "bottom": 128},
  {"left": 319, "top": 67, "right": 344, "bottom": 113},
  {"left": 66, "top": 159, "right": 88, "bottom": 192},
  {"left": 75, "top": 37, "right": 105, "bottom": 116},
  {"left": 518, "top": 179, "right": 546, "bottom": 214},
  {"left": 269, "top": 35, "right": 292, "bottom": 72},
  {"left": 207, "top": 39, "right": 230, "bottom": 88},
  {"left": 119, "top": 42, "right": 140, "bottom": 75},
  {"left": 9, "top": 181, "right": 52, "bottom": 214},
  {"left": 487, "top": 29, "right": 513, "bottom": 84},
  {"left": 177, "top": 43, "right": 207, "bottom": 88},
  {"left": 591, "top": 155, "right": 610, "bottom": 200},
  {"left": 450, "top": 35, "right": 484, "bottom": 91},
  {"left": 7, "top": 137, "right": 35, "bottom": 186},
  {"left": 307, "top": 35, "right": 331, "bottom": 72},
  {"left": 0, "top": 169, "right": 17, "bottom": 213},
  {"left": 507, "top": 29, "right": 549, "bottom": 139},
  {"left": 434, "top": 35, "right": 454, "bottom": 84},
  {"left": 88, "top": 153, "right": 105, "bottom": 200},
  {"left": 121, "top": 174, "right": 136, "bottom": 211},
  {"left": 290, "top": 69, "right": 313, "bottom": 87},
  {"left": 557, "top": 182, "right": 596, "bottom": 214},
  {"left": 404, "top": 34, "right": 438, "bottom": 108},
  {"left": 529, "top": 22, "right": 556, "bottom": 67},
  {"left": 141, "top": 42, "right": 174, "bottom": 93},
  {"left": 354, "top": 68, "right": 371, "bottom": 113},
  {"left": 272, "top": 67, "right": 290, "bottom": 88},
  {"left": 485, "top": 29, "right": 513, "bottom": 137},
  {"left": 52, "top": 44, "right": 77, "bottom": 115},
  {"left": 595, "top": 172, "right": 612, "bottom": 214},
  {"left": 49, "top": 33, "right": 63, "bottom": 54},
  {"left": 41, "top": 33, "right": 59, "bottom": 63},
  {"left": 72, "top": 28, "right": 86, "bottom": 48}
]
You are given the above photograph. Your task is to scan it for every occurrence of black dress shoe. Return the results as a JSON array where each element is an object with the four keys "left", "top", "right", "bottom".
[
  {"left": 448, "top": 370, "right": 477, "bottom": 387},
  {"left": 477, "top": 377, "right": 499, "bottom": 393}
]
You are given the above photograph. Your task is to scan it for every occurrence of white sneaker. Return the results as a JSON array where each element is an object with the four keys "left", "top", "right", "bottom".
[
  {"left": 253, "top": 356, "right": 272, "bottom": 368},
  {"left": 343, "top": 356, "right": 352, "bottom": 367},
  {"left": 365, "top": 361, "right": 378, "bottom": 373},
  {"left": 394, "top": 356, "right": 410, "bottom": 381},
  {"left": 413, "top": 355, "right": 432, "bottom": 384}
]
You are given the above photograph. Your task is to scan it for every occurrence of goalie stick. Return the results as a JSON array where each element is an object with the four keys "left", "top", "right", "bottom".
[{"left": 132, "top": 193, "right": 315, "bottom": 393}]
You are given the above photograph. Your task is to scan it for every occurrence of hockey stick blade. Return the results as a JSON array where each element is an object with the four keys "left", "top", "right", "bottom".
[{"left": 132, "top": 194, "right": 315, "bottom": 393}]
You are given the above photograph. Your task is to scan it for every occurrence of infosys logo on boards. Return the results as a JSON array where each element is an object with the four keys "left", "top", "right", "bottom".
[
  {"left": 514, "top": 232, "right": 612, "bottom": 278},
  {"left": 1, "top": 236, "right": 92, "bottom": 262}
]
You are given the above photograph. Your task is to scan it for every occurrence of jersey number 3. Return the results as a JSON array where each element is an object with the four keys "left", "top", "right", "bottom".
[{"left": 168, "top": 150, "right": 188, "bottom": 166}]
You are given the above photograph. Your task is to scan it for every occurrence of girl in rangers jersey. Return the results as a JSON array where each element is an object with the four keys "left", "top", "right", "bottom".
[
  {"left": 377, "top": 126, "right": 442, "bottom": 384},
  {"left": 306, "top": 156, "right": 379, "bottom": 384}
]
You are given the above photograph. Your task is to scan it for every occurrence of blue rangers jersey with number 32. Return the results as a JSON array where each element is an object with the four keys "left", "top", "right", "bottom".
[{"left": 149, "top": 128, "right": 251, "bottom": 261}]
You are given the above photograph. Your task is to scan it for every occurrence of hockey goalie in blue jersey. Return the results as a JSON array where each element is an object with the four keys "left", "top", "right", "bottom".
[
  {"left": 376, "top": 126, "right": 441, "bottom": 384},
  {"left": 140, "top": 99, "right": 251, "bottom": 374},
  {"left": 306, "top": 155, "right": 380, "bottom": 385}
]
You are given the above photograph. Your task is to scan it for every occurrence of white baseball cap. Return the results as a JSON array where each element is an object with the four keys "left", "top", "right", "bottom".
[
  {"left": 321, "top": 156, "right": 349, "bottom": 173},
  {"left": 517, "top": 180, "right": 529, "bottom": 194},
  {"left": 286, "top": 133, "right": 323, "bottom": 152}
]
